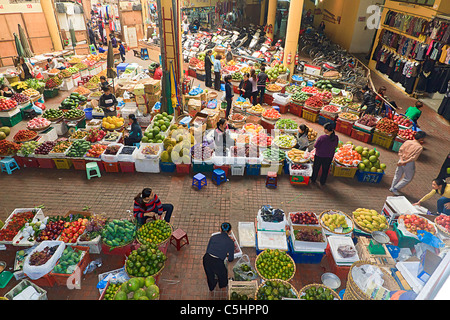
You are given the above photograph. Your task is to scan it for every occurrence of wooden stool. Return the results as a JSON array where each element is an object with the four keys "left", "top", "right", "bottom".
[
  {"left": 170, "top": 228, "right": 189, "bottom": 251},
  {"left": 266, "top": 171, "right": 277, "bottom": 188}
]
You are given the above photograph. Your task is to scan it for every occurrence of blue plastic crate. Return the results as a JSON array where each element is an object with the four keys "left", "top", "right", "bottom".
[
  {"left": 318, "top": 115, "right": 336, "bottom": 126},
  {"left": 287, "top": 237, "right": 325, "bottom": 264},
  {"left": 160, "top": 161, "right": 176, "bottom": 173},
  {"left": 192, "top": 162, "right": 214, "bottom": 173},
  {"left": 355, "top": 170, "right": 384, "bottom": 184},
  {"left": 245, "top": 163, "right": 261, "bottom": 176}
]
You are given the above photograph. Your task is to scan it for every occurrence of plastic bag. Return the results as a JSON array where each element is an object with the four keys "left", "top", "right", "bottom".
[
  {"left": 32, "top": 105, "right": 43, "bottom": 115},
  {"left": 232, "top": 254, "right": 258, "bottom": 281},
  {"left": 23, "top": 241, "right": 65, "bottom": 280},
  {"left": 417, "top": 230, "right": 445, "bottom": 249},
  {"left": 236, "top": 96, "right": 246, "bottom": 102}
]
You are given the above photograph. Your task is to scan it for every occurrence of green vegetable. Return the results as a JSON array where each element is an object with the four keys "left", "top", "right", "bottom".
[{"left": 275, "top": 119, "right": 298, "bottom": 130}]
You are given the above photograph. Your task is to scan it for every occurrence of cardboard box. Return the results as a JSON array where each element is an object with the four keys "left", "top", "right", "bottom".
[
  {"left": 134, "top": 84, "right": 145, "bottom": 96},
  {"left": 141, "top": 78, "right": 161, "bottom": 94},
  {"left": 135, "top": 94, "right": 147, "bottom": 105},
  {"left": 146, "top": 91, "right": 161, "bottom": 106},
  {"left": 418, "top": 250, "right": 442, "bottom": 283}
]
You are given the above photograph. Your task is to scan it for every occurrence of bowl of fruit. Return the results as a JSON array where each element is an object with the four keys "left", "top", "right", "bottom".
[{"left": 0, "top": 98, "right": 18, "bottom": 112}]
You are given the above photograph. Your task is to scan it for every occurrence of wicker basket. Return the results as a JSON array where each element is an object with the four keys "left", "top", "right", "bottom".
[
  {"left": 255, "top": 279, "right": 299, "bottom": 300},
  {"left": 319, "top": 210, "right": 354, "bottom": 235},
  {"left": 352, "top": 213, "right": 389, "bottom": 234},
  {"left": 136, "top": 221, "right": 173, "bottom": 247},
  {"left": 346, "top": 261, "right": 400, "bottom": 300},
  {"left": 436, "top": 223, "right": 450, "bottom": 238},
  {"left": 255, "top": 249, "right": 296, "bottom": 282},
  {"left": 298, "top": 283, "right": 342, "bottom": 300},
  {"left": 124, "top": 254, "right": 166, "bottom": 279},
  {"left": 343, "top": 288, "right": 358, "bottom": 300}
]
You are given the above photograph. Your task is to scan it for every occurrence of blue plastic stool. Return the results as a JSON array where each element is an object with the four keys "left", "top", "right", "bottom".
[
  {"left": 265, "top": 171, "right": 277, "bottom": 188},
  {"left": 0, "top": 157, "right": 20, "bottom": 174},
  {"left": 86, "top": 162, "right": 101, "bottom": 180},
  {"left": 192, "top": 173, "right": 207, "bottom": 190},
  {"left": 141, "top": 48, "right": 149, "bottom": 60},
  {"left": 212, "top": 169, "right": 227, "bottom": 185}
]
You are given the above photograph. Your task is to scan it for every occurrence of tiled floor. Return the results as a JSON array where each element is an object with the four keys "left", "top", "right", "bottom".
[{"left": 0, "top": 50, "right": 449, "bottom": 300}]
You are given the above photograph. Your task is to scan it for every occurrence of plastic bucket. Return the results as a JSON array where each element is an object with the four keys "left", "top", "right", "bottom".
[{"left": 84, "top": 108, "right": 93, "bottom": 120}]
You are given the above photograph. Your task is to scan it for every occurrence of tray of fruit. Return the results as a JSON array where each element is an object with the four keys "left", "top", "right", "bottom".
[
  {"left": 84, "top": 144, "right": 107, "bottom": 159},
  {"left": 228, "top": 113, "right": 246, "bottom": 122},
  {"left": 321, "top": 105, "right": 341, "bottom": 117},
  {"left": 248, "top": 104, "right": 265, "bottom": 114},
  {"left": 272, "top": 134, "right": 297, "bottom": 149},
  {"left": 392, "top": 114, "right": 413, "bottom": 129},
  {"left": 308, "top": 128, "right": 318, "bottom": 141},
  {"left": 319, "top": 210, "right": 354, "bottom": 235},
  {"left": 298, "top": 284, "right": 341, "bottom": 300},
  {"left": 262, "top": 148, "right": 286, "bottom": 163},
  {"left": 63, "top": 109, "right": 85, "bottom": 121},
  {"left": 334, "top": 144, "right": 361, "bottom": 167},
  {"left": 27, "top": 117, "right": 52, "bottom": 132},
  {"left": 22, "top": 88, "right": 40, "bottom": 98},
  {"left": 434, "top": 214, "right": 450, "bottom": 238},
  {"left": 396, "top": 128, "right": 416, "bottom": 141},
  {"left": 375, "top": 117, "right": 399, "bottom": 136},
  {"left": 286, "top": 148, "right": 310, "bottom": 163},
  {"left": 255, "top": 249, "right": 296, "bottom": 281},
  {"left": 137, "top": 219, "right": 173, "bottom": 246},
  {"left": 34, "top": 141, "right": 57, "bottom": 158},
  {"left": 0, "top": 209, "right": 37, "bottom": 244},
  {"left": 69, "top": 129, "right": 88, "bottom": 141},
  {"left": 13, "top": 129, "right": 38, "bottom": 143},
  {"left": 0, "top": 98, "right": 18, "bottom": 112},
  {"left": 397, "top": 214, "right": 436, "bottom": 237},
  {"left": 352, "top": 208, "right": 388, "bottom": 233},
  {"left": 49, "top": 139, "right": 72, "bottom": 157},
  {"left": 191, "top": 144, "right": 214, "bottom": 162},
  {"left": 304, "top": 95, "right": 324, "bottom": 110},
  {"left": 266, "top": 83, "right": 282, "bottom": 92},
  {"left": 338, "top": 112, "right": 359, "bottom": 123},
  {"left": 243, "top": 123, "right": 264, "bottom": 135},
  {"left": 141, "top": 145, "right": 161, "bottom": 159},
  {"left": 275, "top": 119, "right": 298, "bottom": 133},
  {"left": 42, "top": 109, "right": 64, "bottom": 122},
  {"left": 255, "top": 279, "right": 298, "bottom": 300},
  {"left": 289, "top": 211, "right": 319, "bottom": 226},
  {"left": 11, "top": 93, "right": 30, "bottom": 105},
  {"left": 261, "top": 108, "right": 281, "bottom": 121},
  {"left": 251, "top": 132, "right": 272, "bottom": 148},
  {"left": 316, "top": 90, "right": 333, "bottom": 102},
  {"left": 354, "top": 114, "right": 380, "bottom": 131},
  {"left": 301, "top": 86, "right": 319, "bottom": 95},
  {"left": 291, "top": 91, "right": 309, "bottom": 103}
]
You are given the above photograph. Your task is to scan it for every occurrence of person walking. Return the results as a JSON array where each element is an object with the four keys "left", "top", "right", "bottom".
[
  {"left": 311, "top": 122, "right": 339, "bottom": 186},
  {"left": 203, "top": 222, "right": 235, "bottom": 291},
  {"left": 214, "top": 54, "right": 222, "bottom": 91},
  {"left": 118, "top": 40, "right": 126, "bottom": 62},
  {"left": 249, "top": 69, "right": 258, "bottom": 105},
  {"left": 224, "top": 75, "right": 233, "bottom": 118},
  {"left": 413, "top": 179, "right": 450, "bottom": 215},
  {"left": 389, "top": 131, "right": 427, "bottom": 196},
  {"left": 204, "top": 50, "right": 213, "bottom": 88},
  {"left": 257, "top": 66, "right": 268, "bottom": 105}
]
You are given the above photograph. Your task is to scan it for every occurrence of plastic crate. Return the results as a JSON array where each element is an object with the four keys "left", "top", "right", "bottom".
[
  {"left": 302, "top": 108, "right": 319, "bottom": 123},
  {"left": 43, "top": 88, "right": 59, "bottom": 99},
  {"left": 29, "top": 273, "right": 56, "bottom": 288},
  {"left": 289, "top": 102, "right": 303, "bottom": 117},
  {"left": 392, "top": 138, "right": 404, "bottom": 153},
  {"left": 176, "top": 163, "right": 191, "bottom": 175},
  {"left": 325, "top": 244, "right": 351, "bottom": 283},
  {"left": 13, "top": 155, "right": 24, "bottom": 167},
  {"left": 5, "top": 279, "right": 48, "bottom": 300},
  {"left": 350, "top": 127, "right": 372, "bottom": 144},
  {"left": 355, "top": 170, "right": 385, "bottom": 184},
  {"left": 53, "top": 158, "right": 73, "bottom": 170},
  {"left": 0, "top": 108, "right": 23, "bottom": 127},
  {"left": 332, "top": 162, "right": 357, "bottom": 178},
  {"left": 273, "top": 103, "right": 289, "bottom": 114},
  {"left": 372, "top": 131, "right": 394, "bottom": 150},
  {"left": 192, "top": 161, "right": 214, "bottom": 173},
  {"left": 103, "top": 161, "right": 120, "bottom": 173},
  {"left": 245, "top": 163, "right": 261, "bottom": 175},
  {"left": 101, "top": 241, "right": 133, "bottom": 256},
  {"left": 335, "top": 119, "right": 353, "bottom": 136},
  {"left": 318, "top": 115, "right": 336, "bottom": 126},
  {"left": 231, "top": 164, "right": 245, "bottom": 176},
  {"left": 260, "top": 162, "right": 283, "bottom": 175},
  {"left": 288, "top": 238, "right": 325, "bottom": 264},
  {"left": 21, "top": 157, "right": 39, "bottom": 168},
  {"left": 160, "top": 161, "right": 176, "bottom": 173},
  {"left": 290, "top": 175, "right": 310, "bottom": 185},
  {"left": 214, "top": 165, "right": 230, "bottom": 176},
  {"left": 393, "top": 222, "right": 420, "bottom": 249},
  {"left": 71, "top": 158, "right": 86, "bottom": 170},
  {"left": 135, "top": 158, "right": 160, "bottom": 173},
  {"left": 50, "top": 246, "right": 90, "bottom": 286},
  {"left": 119, "top": 161, "right": 135, "bottom": 173}
]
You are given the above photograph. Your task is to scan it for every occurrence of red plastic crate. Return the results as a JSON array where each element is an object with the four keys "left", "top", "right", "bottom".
[
  {"left": 13, "top": 155, "right": 24, "bottom": 167},
  {"left": 119, "top": 161, "right": 135, "bottom": 173},
  {"left": 50, "top": 246, "right": 90, "bottom": 286},
  {"left": 272, "top": 103, "right": 289, "bottom": 114},
  {"left": 36, "top": 157, "right": 56, "bottom": 169},
  {"left": 101, "top": 241, "right": 133, "bottom": 256},
  {"left": 290, "top": 175, "right": 310, "bottom": 185},
  {"left": 335, "top": 119, "right": 353, "bottom": 136},
  {"left": 21, "top": 157, "right": 39, "bottom": 168},
  {"left": 289, "top": 102, "right": 303, "bottom": 117},
  {"left": 213, "top": 165, "right": 230, "bottom": 176},
  {"left": 29, "top": 273, "right": 55, "bottom": 288},
  {"left": 102, "top": 161, "right": 120, "bottom": 173},
  {"left": 325, "top": 244, "right": 351, "bottom": 283},
  {"left": 350, "top": 127, "right": 372, "bottom": 144},
  {"left": 71, "top": 159, "right": 86, "bottom": 170},
  {"left": 264, "top": 94, "right": 273, "bottom": 105},
  {"left": 176, "top": 163, "right": 191, "bottom": 175}
]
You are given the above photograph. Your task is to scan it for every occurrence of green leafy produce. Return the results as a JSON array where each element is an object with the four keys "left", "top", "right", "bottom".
[{"left": 275, "top": 119, "right": 298, "bottom": 130}]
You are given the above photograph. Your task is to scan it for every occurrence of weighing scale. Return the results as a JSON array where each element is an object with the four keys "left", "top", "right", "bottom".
[
  {"left": 64, "top": 116, "right": 86, "bottom": 135},
  {"left": 368, "top": 231, "right": 390, "bottom": 255}
]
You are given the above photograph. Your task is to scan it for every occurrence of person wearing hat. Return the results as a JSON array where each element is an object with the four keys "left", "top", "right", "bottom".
[
  {"left": 124, "top": 114, "right": 142, "bottom": 146},
  {"left": 203, "top": 222, "right": 235, "bottom": 291}
]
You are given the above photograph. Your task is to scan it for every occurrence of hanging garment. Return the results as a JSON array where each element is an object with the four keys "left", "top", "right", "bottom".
[
  {"left": 430, "top": 21, "right": 441, "bottom": 40},
  {"left": 436, "top": 22, "right": 449, "bottom": 42}
]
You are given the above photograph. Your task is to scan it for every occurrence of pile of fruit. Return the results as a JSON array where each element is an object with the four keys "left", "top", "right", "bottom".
[
  {"left": 291, "top": 91, "right": 309, "bottom": 102},
  {"left": 398, "top": 214, "right": 436, "bottom": 235},
  {"left": 78, "top": 214, "right": 108, "bottom": 241},
  {"left": 85, "top": 128, "right": 107, "bottom": 143},
  {"left": 287, "top": 149, "right": 310, "bottom": 163},
  {"left": 137, "top": 220, "right": 172, "bottom": 246},
  {"left": 352, "top": 208, "right": 387, "bottom": 232},
  {"left": 191, "top": 143, "right": 214, "bottom": 161},
  {"left": 266, "top": 84, "right": 282, "bottom": 92},
  {"left": 304, "top": 95, "right": 324, "bottom": 109},
  {"left": 224, "top": 65, "right": 239, "bottom": 72},
  {"left": 320, "top": 210, "right": 352, "bottom": 233},
  {"left": 353, "top": 144, "right": 386, "bottom": 173},
  {"left": 45, "top": 76, "right": 63, "bottom": 89},
  {"left": 397, "top": 128, "right": 416, "bottom": 141},
  {"left": 74, "top": 62, "right": 88, "bottom": 70},
  {"left": 63, "top": 108, "right": 85, "bottom": 120},
  {"left": 104, "top": 144, "right": 121, "bottom": 156},
  {"left": 249, "top": 104, "right": 265, "bottom": 114},
  {"left": 52, "top": 246, "right": 85, "bottom": 274},
  {"left": 243, "top": 123, "right": 264, "bottom": 134},
  {"left": 314, "top": 80, "right": 334, "bottom": 90},
  {"left": 22, "top": 88, "right": 39, "bottom": 97},
  {"left": 308, "top": 128, "right": 318, "bottom": 141},
  {"left": 230, "top": 145, "right": 250, "bottom": 158},
  {"left": 316, "top": 91, "right": 333, "bottom": 101},
  {"left": 375, "top": 117, "right": 399, "bottom": 136},
  {"left": 69, "top": 57, "right": 82, "bottom": 64},
  {"left": 19, "top": 141, "right": 39, "bottom": 157},
  {"left": 42, "top": 109, "right": 63, "bottom": 121},
  {"left": 58, "top": 218, "right": 88, "bottom": 243},
  {"left": 266, "top": 64, "right": 287, "bottom": 81},
  {"left": 256, "top": 280, "right": 298, "bottom": 300},
  {"left": 102, "top": 282, "right": 123, "bottom": 300},
  {"left": 36, "top": 219, "right": 65, "bottom": 241},
  {"left": 285, "top": 85, "right": 300, "bottom": 94},
  {"left": 262, "top": 148, "right": 286, "bottom": 162},
  {"left": 272, "top": 134, "right": 297, "bottom": 149},
  {"left": 0, "top": 139, "right": 21, "bottom": 154},
  {"left": 251, "top": 132, "right": 272, "bottom": 147},
  {"left": 0, "top": 210, "right": 35, "bottom": 241},
  {"left": 229, "top": 113, "right": 245, "bottom": 121},
  {"left": 11, "top": 81, "right": 28, "bottom": 92},
  {"left": 338, "top": 112, "right": 359, "bottom": 122},
  {"left": 261, "top": 108, "right": 281, "bottom": 120},
  {"left": 125, "top": 243, "right": 167, "bottom": 277},
  {"left": 331, "top": 96, "right": 349, "bottom": 106},
  {"left": 34, "top": 141, "right": 57, "bottom": 156},
  {"left": 435, "top": 214, "right": 450, "bottom": 234},
  {"left": 49, "top": 140, "right": 72, "bottom": 155},
  {"left": 27, "top": 117, "right": 51, "bottom": 130},
  {"left": 69, "top": 130, "right": 88, "bottom": 140},
  {"left": 84, "top": 144, "right": 107, "bottom": 158},
  {"left": 102, "top": 219, "right": 136, "bottom": 248},
  {"left": 11, "top": 93, "right": 30, "bottom": 104},
  {"left": 60, "top": 93, "right": 87, "bottom": 109},
  {"left": 232, "top": 72, "right": 243, "bottom": 81},
  {"left": 357, "top": 114, "right": 378, "bottom": 127},
  {"left": 321, "top": 105, "right": 341, "bottom": 114},
  {"left": 290, "top": 211, "right": 318, "bottom": 225},
  {"left": 275, "top": 118, "right": 298, "bottom": 131},
  {"left": 29, "top": 246, "right": 58, "bottom": 266},
  {"left": 294, "top": 229, "right": 323, "bottom": 242},
  {"left": 301, "top": 86, "right": 319, "bottom": 95},
  {"left": 334, "top": 143, "right": 361, "bottom": 166},
  {"left": 235, "top": 134, "right": 250, "bottom": 145},
  {"left": 393, "top": 114, "right": 413, "bottom": 128},
  {"left": 103, "top": 131, "right": 121, "bottom": 143},
  {"left": 300, "top": 285, "right": 336, "bottom": 300},
  {"left": 73, "top": 86, "right": 91, "bottom": 96},
  {"left": 142, "top": 145, "right": 160, "bottom": 156},
  {"left": 113, "top": 275, "right": 160, "bottom": 300},
  {"left": 230, "top": 291, "right": 254, "bottom": 300},
  {"left": 256, "top": 249, "right": 295, "bottom": 281},
  {"left": 66, "top": 67, "right": 79, "bottom": 74},
  {"left": 189, "top": 57, "right": 200, "bottom": 67},
  {"left": 0, "top": 98, "right": 18, "bottom": 111},
  {"left": 66, "top": 139, "right": 91, "bottom": 158},
  {"left": 13, "top": 129, "right": 37, "bottom": 142},
  {"left": 149, "top": 112, "right": 173, "bottom": 134},
  {"left": 196, "top": 61, "right": 205, "bottom": 70},
  {"left": 58, "top": 69, "right": 72, "bottom": 79},
  {"left": 102, "top": 116, "right": 125, "bottom": 130}
]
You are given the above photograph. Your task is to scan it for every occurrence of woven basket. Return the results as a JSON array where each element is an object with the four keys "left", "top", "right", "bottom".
[
  {"left": 255, "top": 279, "right": 299, "bottom": 300},
  {"left": 136, "top": 221, "right": 174, "bottom": 247},
  {"left": 319, "top": 210, "right": 354, "bottom": 235},
  {"left": 346, "top": 261, "right": 400, "bottom": 300},
  {"left": 352, "top": 213, "right": 389, "bottom": 234},
  {"left": 298, "top": 283, "right": 341, "bottom": 300},
  {"left": 343, "top": 288, "right": 358, "bottom": 300},
  {"left": 255, "top": 249, "right": 296, "bottom": 282},
  {"left": 436, "top": 223, "right": 450, "bottom": 238},
  {"left": 113, "top": 281, "right": 160, "bottom": 300},
  {"left": 124, "top": 254, "right": 166, "bottom": 278}
]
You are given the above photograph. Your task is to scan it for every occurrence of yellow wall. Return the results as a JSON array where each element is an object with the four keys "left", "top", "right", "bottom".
[{"left": 0, "top": 1, "right": 43, "bottom": 13}]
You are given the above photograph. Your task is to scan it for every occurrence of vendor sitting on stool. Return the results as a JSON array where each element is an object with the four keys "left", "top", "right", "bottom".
[
  {"left": 124, "top": 114, "right": 142, "bottom": 146},
  {"left": 133, "top": 188, "right": 173, "bottom": 224},
  {"left": 98, "top": 86, "right": 117, "bottom": 117}
]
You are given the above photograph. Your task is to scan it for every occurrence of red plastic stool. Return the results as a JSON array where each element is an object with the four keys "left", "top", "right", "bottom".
[
  {"left": 266, "top": 171, "right": 277, "bottom": 188},
  {"left": 170, "top": 228, "right": 189, "bottom": 251},
  {"left": 385, "top": 230, "right": 398, "bottom": 247}
]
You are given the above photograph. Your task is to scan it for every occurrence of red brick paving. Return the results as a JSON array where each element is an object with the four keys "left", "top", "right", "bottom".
[{"left": 0, "top": 51, "right": 449, "bottom": 300}]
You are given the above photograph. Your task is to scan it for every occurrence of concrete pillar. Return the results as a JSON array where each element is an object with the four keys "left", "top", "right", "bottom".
[
  {"left": 266, "top": 0, "right": 277, "bottom": 41},
  {"left": 40, "top": 0, "right": 63, "bottom": 51},
  {"left": 283, "top": 0, "right": 303, "bottom": 76},
  {"left": 260, "top": 0, "right": 267, "bottom": 26}
]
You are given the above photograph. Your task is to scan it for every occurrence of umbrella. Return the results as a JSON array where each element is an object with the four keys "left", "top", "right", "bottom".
[
  {"left": 106, "top": 40, "right": 116, "bottom": 93},
  {"left": 18, "top": 24, "right": 33, "bottom": 58},
  {"left": 13, "top": 33, "right": 24, "bottom": 58},
  {"left": 69, "top": 20, "right": 77, "bottom": 53}
]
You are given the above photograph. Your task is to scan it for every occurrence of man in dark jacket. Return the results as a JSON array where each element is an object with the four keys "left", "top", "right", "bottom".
[
  {"left": 360, "top": 85, "right": 378, "bottom": 116},
  {"left": 98, "top": 86, "right": 118, "bottom": 117},
  {"left": 204, "top": 50, "right": 213, "bottom": 88},
  {"left": 257, "top": 66, "right": 268, "bottom": 105}
]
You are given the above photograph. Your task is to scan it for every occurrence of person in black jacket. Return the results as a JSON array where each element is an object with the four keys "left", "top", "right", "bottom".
[
  {"left": 204, "top": 50, "right": 213, "bottom": 88},
  {"left": 239, "top": 73, "right": 252, "bottom": 99},
  {"left": 98, "top": 86, "right": 118, "bottom": 117},
  {"left": 203, "top": 222, "right": 235, "bottom": 291},
  {"left": 224, "top": 75, "right": 233, "bottom": 118},
  {"left": 360, "top": 85, "right": 377, "bottom": 116},
  {"left": 124, "top": 114, "right": 142, "bottom": 146},
  {"left": 257, "top": 66, "right": 268, "bottom": 105}
]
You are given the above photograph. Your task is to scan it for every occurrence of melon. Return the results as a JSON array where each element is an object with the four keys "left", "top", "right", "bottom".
[
  {"left": 0, "top": 127, "right": 10, "bottom": 137},
  {"left": 0, "top": 132, "right": 6, "bottom": 140}
]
